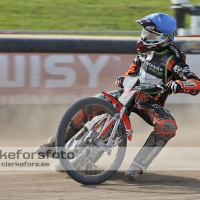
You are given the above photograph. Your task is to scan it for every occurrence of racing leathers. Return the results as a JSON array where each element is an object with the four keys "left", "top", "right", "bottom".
[{"left": 118, "top": 45, "right": 200, "bottom": 172}]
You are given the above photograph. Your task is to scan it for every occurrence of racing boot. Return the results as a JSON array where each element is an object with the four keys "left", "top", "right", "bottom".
[
  {"left": 35, "top": 131, "right": 57, "bottom": 158},
  {"left": 125, "top": 162, "right": 143, "bottom": 181},
  {"left": 125, "top": 132, "right": 175, "bottom": 181}
]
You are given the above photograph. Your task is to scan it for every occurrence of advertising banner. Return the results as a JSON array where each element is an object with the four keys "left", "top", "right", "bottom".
[{"left": 0, "top": 53, "right": 200, "bottom": 104}]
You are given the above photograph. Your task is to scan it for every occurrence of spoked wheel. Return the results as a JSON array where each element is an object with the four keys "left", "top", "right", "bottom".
[{"left": 56, "top": 97, "right": 127, "bottom": 185}]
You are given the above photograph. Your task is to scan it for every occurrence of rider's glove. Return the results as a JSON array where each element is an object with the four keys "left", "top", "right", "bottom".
[
  {"left": 115, "top": 75, "right": 125, "bottom": 88},
  {"left": 167, "top": 80, "right": 183, "bottom": 94}
]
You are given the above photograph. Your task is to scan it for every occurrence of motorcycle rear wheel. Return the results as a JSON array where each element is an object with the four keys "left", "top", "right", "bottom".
[{"left": 56, "top": 97, "right": 127, "bottom": 185}]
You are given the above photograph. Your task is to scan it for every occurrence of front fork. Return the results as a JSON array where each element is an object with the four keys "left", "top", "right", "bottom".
[
  {"left": 99, "top": 106, "right": 126, "bottom": 147},
  {"left": 95, "top": 92, "right": 133, "bottom": 152}
]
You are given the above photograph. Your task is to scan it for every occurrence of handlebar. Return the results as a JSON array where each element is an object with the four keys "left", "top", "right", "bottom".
[
  {"left": 138, "top": 82, "right": 167, "bottom": 94},
  {"left": 155, "top": 84, "right": 166, "bottom": 93}
]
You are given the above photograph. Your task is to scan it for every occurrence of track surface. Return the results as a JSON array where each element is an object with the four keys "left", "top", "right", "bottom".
[
  {"left": 1, "top": 170, "right": 200, "bottom": 200},
  {"left": 1, "top": 104, "right": 200, "bottom": 200}
]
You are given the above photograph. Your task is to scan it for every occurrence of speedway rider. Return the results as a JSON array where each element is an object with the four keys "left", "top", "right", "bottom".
[{"left": 36, "top": 13, "right": 200, "bottom": 181}]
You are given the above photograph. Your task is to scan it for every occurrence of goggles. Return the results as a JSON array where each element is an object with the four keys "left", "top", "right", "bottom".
[{"left": 141, "top": 28, "right": 164, "bottom": 44}]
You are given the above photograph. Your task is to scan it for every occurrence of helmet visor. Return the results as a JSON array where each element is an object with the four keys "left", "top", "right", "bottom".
[{"left": 141, "top": 28, "right": 163, "bottom": 43}]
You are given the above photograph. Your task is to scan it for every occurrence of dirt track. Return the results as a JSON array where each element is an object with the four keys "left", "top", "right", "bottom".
[
  {"left": 1, "top": 170, "right": 200, "bottom": 200},
  {"left": 1, "top": 104, "right": 200, "bottom": 199}
]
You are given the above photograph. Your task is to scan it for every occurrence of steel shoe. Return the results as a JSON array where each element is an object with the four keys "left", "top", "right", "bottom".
[{"left": 125, "top": 163, "right": 143, "bottom": 181}]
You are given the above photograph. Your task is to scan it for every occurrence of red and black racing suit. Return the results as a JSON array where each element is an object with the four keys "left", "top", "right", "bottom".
[
  {"left": 49, "top": 45, "right": 200, "bottom": 170},
  {"left": 112, "top": 46, "right": 200, "bottom": 170}
]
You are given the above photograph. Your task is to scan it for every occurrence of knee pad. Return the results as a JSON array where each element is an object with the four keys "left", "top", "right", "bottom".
[{"left": 155, "top": 119, "right": 177, "bottom": 135}]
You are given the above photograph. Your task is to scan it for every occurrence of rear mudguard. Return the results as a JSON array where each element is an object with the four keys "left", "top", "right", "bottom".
[{"left": 102, "top": 91, "right": 132, "bottom": 141}]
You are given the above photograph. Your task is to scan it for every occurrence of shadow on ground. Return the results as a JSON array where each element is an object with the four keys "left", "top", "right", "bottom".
[{"left": 81, "top": 171, "right": 200, "bottom": 194}]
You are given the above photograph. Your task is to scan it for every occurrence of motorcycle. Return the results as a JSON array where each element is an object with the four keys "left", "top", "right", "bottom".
[{"left": 56, "top": 76, "right": 166, "bottom": 185}]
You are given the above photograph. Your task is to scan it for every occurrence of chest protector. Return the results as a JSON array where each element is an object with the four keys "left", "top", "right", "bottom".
[{"left": 139, "top": 50, "right": 173, "bottom": 84}]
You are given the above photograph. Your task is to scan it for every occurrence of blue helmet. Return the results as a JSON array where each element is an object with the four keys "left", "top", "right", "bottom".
[{"left": 136, "top": 13, "right": 177, "bottom": 52}]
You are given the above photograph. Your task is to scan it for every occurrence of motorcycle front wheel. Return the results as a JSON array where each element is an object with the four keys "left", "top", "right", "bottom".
[{"left": 56, "top": 97, "right": 127, "bottom": 185}]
